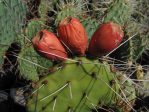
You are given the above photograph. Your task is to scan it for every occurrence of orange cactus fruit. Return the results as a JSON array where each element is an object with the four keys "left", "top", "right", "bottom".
[
  {"left": 58, "top": 17, "right": 88, "bottom": 56},
  {"left": 88, "top": 22, "right": 124, "bottom": 57},
  {"left": 32, "top": 30, "right": 68, "bottom": 61}
]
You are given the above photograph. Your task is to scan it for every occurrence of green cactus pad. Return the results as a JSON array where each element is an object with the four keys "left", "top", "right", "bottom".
[
  {"left": 26, "top": 57, "right": 128, "bottom": 112},
  {"left": 81, "top": 17, "right": 99, "bottom": 39},
  {"left": 0, "top": 0, "right": 27, "bottom": 65},
  {"left": 38, "top": 0, "right": 50, "bottom": 22},
  {"left": 18, "top": 46, "right": 39, "bottom": 81},
  {"left": 18, "top": 45, "right": 53, "bottom": 81},
  {"left": 25, "top": 19, "right": 45, "bottom": 41},
  {"left": 54, "top": 0, "right": 84, "bottom": 26},
  {"left": 104, "top": 0, "right": 133, "bottom": 25}
]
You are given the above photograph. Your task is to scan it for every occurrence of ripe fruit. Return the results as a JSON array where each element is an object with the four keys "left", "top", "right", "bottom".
[
  {"left": 88, "top": 22, "right": 124, "bottom": 57},
  {"left": 32, "top": 30, "right": 68, "bottom": 61},
  {"left": 58, "top": 17, "right": 88, "bottom": 56}
]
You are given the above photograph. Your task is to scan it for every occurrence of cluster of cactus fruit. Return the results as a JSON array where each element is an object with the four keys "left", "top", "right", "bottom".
[
  {"left": 0, "top": 0, "right": 149, "bottom": 112},
  {"left": 32, "top": 17, "right": 123, "bottom": 60}
]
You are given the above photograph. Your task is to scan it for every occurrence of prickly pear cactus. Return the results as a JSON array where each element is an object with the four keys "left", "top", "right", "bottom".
[
  {"left": 0, "top": 0, "right": 27, "bottom": 65},
  {"left": 1, "top": 0, "right": 148, "bottom": 111},
  {"left": 54, "top": 0, "right": 84, "bottom": 25},
  {"left": 104, "top": 0, "right": 133, "bottom": 25},
  {"left": 125, "top": 0, "right": 149, "bottom": 61},
  {"left": 16, "top": 1, "right": 148, "bottom": 111},
  {"left": 18, "top": 45, "right": 52, "bottom": 81},
  {"left": 81, "top": 17, "right": 99, "bottom": 39},
  {"left": 18, "top": 46, "right": 39, "bottom": 81},
  {"left": 26, "top": 58, "right": 135, "bottom": 112}
]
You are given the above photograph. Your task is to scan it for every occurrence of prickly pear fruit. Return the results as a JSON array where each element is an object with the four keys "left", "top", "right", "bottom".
[
  {"left": 58, "top": 17, "right": 88, "bottom": 56},
  {"left": 32, "top": 30, "right": 68, "bottom": 61},
  {"left": 88, "top": 22, "right": 124, "bottom": 57}
]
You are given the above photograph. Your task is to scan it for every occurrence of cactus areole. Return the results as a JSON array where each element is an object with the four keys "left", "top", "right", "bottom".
[
  {"left": 88, "top": 22, "right": 124, "bottom": 57},
  {"left": 32, "top": 30, "right": 68, "bottom": 61},
  {"left": 58, "top": 17, "right": 88, "bottom": 56}
]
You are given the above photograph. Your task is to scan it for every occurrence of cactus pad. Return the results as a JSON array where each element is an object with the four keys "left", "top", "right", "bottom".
[
  {"left": 26, "top": 57, "right": 135, "bottom": 112},
  {"left": 0, "top": 0, "right": 27, "bottom": 65}
]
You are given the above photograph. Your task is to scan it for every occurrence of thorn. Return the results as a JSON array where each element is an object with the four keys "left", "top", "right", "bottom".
[
  {"left": 52, "top": 98, "right": 57, "bottom": 111},
  {"left": 40, "top": 82, "right": 69, "bottom": 101},
  {"left": 68, "top": 83, "right": 73, "bottom": 99}
]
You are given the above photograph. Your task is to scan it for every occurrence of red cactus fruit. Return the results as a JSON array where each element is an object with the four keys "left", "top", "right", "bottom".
[
  {"left": 88, "top": 22, "right": 124, "bottom": 57},
  {"left": 58, "top": 17, "right": 88, "bottom": 56},
  {"left": 32, "top": 30, "right": 68, "bottom": 61}
]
